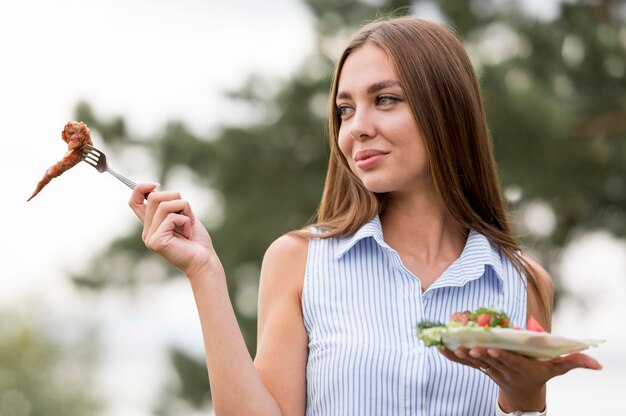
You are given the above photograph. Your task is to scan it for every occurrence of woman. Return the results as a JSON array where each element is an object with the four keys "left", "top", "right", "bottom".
[{"left": 129, "top": 16, "right": 601, "bottom": 416}]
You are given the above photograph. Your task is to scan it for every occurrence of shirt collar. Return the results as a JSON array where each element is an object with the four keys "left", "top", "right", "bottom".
[
  {"left": 335, "top": 214, "right": 387, "bottom": 259},
  {"left": 334, "top": 214, "right": 505, "bottom": 286},
  {"left": 429, "top": 228, "right": 505, "bottom": 290}
]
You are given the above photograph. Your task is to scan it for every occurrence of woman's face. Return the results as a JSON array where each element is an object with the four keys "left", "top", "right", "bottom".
[{"left": 336, "top": 43, "right": 428, "bottom": 196}]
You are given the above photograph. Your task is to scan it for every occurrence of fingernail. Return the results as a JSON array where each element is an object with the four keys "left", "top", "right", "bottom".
[
  {"left": 469, "top": 350, "right": 481, "bottom": 358},
  {"left": 487, "top": 349, "right": 499, "bottom": 358},
  {"left": 455, "top": 350, "right": 466, "bottom": 358}
]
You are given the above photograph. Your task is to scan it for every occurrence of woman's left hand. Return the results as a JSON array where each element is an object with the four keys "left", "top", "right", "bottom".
[{"left": 440, "top": 347, "right": 602, "bottom": 412}]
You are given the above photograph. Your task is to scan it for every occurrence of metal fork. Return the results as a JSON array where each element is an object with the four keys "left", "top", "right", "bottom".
[
  {"left": 81, "top": 145, "right": 181, "bottom": 214},
  {"left": 81, "top": 144, "right": 139, "bottom": 190}
]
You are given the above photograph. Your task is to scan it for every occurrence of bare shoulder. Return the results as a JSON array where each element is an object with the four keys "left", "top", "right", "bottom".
[
  {"left": 263, "top": 233, "right": 309, "bottom": 265},
  {"left": 521, "top": 254, "right": 554, "bottom": 331},
  {"left": 260, "top": 232, "right": 310, "bottom": 299},
  {"left": 262, "top": 233, "right": 309, "bottom": 278}
]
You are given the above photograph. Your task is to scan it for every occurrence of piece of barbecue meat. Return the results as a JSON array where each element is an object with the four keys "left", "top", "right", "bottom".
[{"left": 28, "top": 121, "right": 93, "bottom": 201}]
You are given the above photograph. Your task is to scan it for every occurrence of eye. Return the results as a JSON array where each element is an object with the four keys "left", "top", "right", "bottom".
[
  {"left": 376, "top": 95, "right": 400, "bottom": 106},
  {"left": 336, "top": 104, "right": 354, "bottom": 119}
]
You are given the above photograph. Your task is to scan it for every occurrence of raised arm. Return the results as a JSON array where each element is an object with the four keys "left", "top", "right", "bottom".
[{"left": 129, "top": 183, "right": 307, "bottom": 415}]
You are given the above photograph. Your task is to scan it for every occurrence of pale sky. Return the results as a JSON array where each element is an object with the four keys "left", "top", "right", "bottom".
[{"left": 1, "top": 0, "right": 624, "bottom": 414}]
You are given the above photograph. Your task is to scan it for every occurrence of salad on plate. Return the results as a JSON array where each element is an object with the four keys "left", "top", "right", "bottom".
[{"left": 416, "top": 307, "right": 604, "bottom": 359}]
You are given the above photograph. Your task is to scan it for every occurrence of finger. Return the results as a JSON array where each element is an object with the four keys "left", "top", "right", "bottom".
[
  {"left": 143, "top": 191, "right": 182, "bottom": 241},
  {"left": 440, "top": 348, "right": 468, "bottom": 365},
  {"left": 146, "top": 213, "right": 193, "bottom": 251},
  {"left": 454, "top": 347, "right": 470, "bottom": 360},
  {"left": 441, "top": 348, "right": 501, "bottom": 378},
  {"left": 440, "top": 348, "right": 479, "bottom": 369},
  {"left": 484, "top": 348, "right": 532, "bottom": 373},
  {"left": 468, "top": 347, "right": 496, "bottom": 366},
  {"left": 129, "top": 183, "right": 159, "bottom": 222},
  {"left": 480, "top": 349, "right": 514, "bottom": 375},
  {"left": 467, "top": 347, "right": 501, "bottom": 374},
  {"left": 148, "top": 199, "right": 193, "bottom": 239},
  {"left": 473, "top": 359, "right": 502, "bottom": 379},
  {"left": 471, "top": 349, "right": 525, "bottom": 386}
]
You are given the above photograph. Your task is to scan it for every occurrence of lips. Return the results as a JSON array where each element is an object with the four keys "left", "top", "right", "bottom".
[{"left": 354, "top": 149, "right": 389, "bottom": 169}]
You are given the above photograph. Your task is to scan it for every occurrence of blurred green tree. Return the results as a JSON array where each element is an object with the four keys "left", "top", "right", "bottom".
[
  {"left": 0, "top": 312, "right": 100, "bottom": 415},
  {"left": 72, "top": 0, "right": 625, "bottom": 410}
]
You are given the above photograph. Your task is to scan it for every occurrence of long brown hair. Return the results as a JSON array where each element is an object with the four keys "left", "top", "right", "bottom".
[{"left": 302, "top": 17, "right": 550, "bottom": 322}]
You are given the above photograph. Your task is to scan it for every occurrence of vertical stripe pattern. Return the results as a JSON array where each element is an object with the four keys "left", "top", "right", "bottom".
[{"left": 302, "top": 215, "right": 527, "bottom": 416}]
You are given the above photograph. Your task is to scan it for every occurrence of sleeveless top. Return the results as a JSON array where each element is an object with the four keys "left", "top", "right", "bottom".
[{"left": 302, "top": 215, "right": 528, "bottom": 416}]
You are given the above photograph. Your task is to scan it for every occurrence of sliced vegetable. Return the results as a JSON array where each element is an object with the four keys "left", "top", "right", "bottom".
[{"left": 526, "top": 316, "right": 546, "bottom": 332}]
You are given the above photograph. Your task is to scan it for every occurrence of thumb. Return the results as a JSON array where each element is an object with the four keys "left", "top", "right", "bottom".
[
  {"left": 549, "top": 352, "right": 603, "bottom": 376},
  {"left": 129, "top": 182, "right": 160, "bottom": 221}
]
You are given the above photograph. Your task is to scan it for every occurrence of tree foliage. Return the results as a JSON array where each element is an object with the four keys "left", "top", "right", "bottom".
[
  {"left": 72, "top": 0, "right": 625, "bottom": 409},
  {"left": 0, "top": 311, "right": 100, "bottom": 415}
]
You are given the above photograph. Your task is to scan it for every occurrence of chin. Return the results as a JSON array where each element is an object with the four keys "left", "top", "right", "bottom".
[{"left": 360, "top": 178, "right": 394, "bottom": 194}]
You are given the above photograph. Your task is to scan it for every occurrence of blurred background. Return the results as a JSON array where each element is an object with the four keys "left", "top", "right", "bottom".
[{"left": 1, "top": 0, "right": 625, "bottom": 414}]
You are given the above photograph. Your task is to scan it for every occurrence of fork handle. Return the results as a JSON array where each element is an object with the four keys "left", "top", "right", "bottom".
[{"left": 103, "top": 166, "right": 185, "bottom": 215}]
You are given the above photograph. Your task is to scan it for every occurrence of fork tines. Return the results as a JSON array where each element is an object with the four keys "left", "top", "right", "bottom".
[
  {"left": 81, "top": 144, "right": 103, "bottom": 170},
  {"left": 82, "top": 145, "right": 99, "bottom": 160}
]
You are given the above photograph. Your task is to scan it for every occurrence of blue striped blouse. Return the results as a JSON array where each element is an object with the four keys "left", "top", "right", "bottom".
[{"left": 302, "top": 215, "right": 527, "bottom": 416}]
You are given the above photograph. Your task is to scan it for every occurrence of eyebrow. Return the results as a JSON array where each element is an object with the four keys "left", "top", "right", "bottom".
[{"left": 336, "top": 79, "right": 401, "bottom": 100}]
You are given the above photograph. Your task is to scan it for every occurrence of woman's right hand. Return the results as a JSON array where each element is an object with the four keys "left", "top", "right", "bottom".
[{"left": 129, "top": 183, "right": 223, "bottom": 278}]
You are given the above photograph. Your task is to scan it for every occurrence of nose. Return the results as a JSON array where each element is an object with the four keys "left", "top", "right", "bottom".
[{"left": 348, "top": 108, "right": 375, "bottom": 141}]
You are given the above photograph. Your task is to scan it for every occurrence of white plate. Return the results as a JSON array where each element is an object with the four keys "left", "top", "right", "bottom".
[{"left": 442, "top": 327, "right": 605, "bottom": 359}]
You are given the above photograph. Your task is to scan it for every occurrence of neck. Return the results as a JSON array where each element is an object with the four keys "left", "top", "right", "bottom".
[{"left": 380, "top": 191, "right": 466, "bottom": 264}]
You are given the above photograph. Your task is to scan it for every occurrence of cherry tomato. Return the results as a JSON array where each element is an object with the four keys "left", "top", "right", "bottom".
[{"left": 477, "top": 313, "right": 491, "bottom": 327}]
